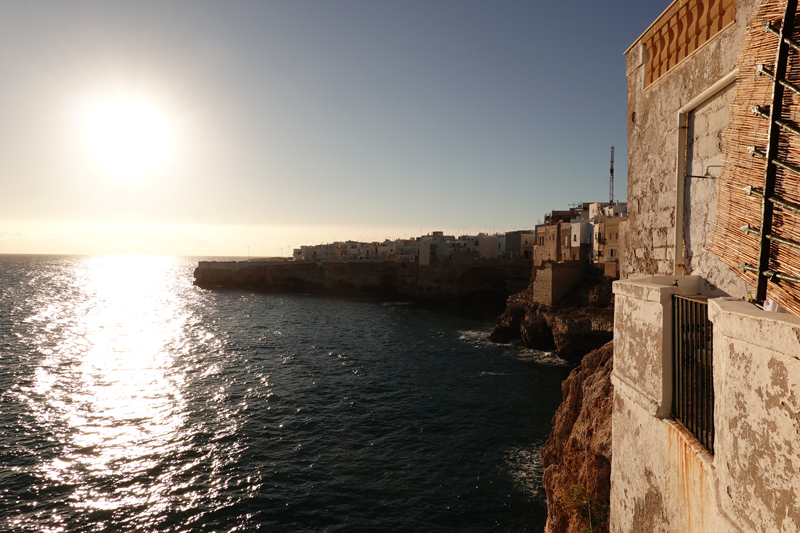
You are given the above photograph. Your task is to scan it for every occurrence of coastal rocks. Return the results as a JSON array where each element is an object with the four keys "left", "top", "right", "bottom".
[
  {"left": 541, "top": 341, "right": 613, "bottom": 533},
  {"left": 547, "top": 308, "right": 614, "bottom": 360},
  {"left": 488, "top": 295, "right": 613, "bottom": 360}
]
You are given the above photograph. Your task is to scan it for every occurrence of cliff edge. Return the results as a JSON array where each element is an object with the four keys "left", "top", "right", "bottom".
[
  {"left": 541, "top": 341, "right": 613, "bottom": 533},
  {"left": 193, "top": 258, "right": 532, "bottom": 305}
]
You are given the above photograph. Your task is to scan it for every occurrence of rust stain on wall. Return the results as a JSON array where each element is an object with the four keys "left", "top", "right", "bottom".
[{"left": 668, "top": 422, "right": 709, "bottom": 532}]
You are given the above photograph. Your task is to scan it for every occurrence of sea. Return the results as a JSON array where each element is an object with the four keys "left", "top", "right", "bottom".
[{"left": 0, "top": 255, "right": 571, "bottom": 532}]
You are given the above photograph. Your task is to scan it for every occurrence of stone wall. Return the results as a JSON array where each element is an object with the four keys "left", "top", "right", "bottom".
[
  {"left": 709, "top": 298, "right": 800, "bottom": 532},
  {"left": 623, "top": 0, "right": 759, "bottom": 287},
  {"left": 611, "top": 276, "right": 718, "bottom": 533},
  {"left": 535, "top": 224, "right": 561, "bottom": 266},
  {"left": 532, "top": 261, "right": 587, "bottom": 307}
]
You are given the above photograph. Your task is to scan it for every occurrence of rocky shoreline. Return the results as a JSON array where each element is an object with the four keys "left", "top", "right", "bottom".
[
  {"left": 487, "top": 269, "right": 614, "bottom": 360},
  {"left": 487, "top": 268, "right": 615, "bottom": 531}
]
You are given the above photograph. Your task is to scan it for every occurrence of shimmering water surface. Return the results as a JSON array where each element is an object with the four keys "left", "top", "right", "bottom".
[{"left": 1, "top": 255, "right": 570, "bottom": 532}]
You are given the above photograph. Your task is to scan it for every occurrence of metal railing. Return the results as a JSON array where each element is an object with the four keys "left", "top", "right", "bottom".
[{"left": 672, "top": 295, "right": 715, "bottom": 454}]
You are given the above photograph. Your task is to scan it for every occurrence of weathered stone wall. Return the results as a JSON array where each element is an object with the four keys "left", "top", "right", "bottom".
[
  {"left": 623, "top": 0, "right": 759, "bottom": 282},
  {"left": 535, "top": 224, "right": 561, "bottom": 266},
  {"left": 683, "top": 79, "right": 748, "bottom": 297},
  {"left": 611, "top": 277, "right": 724, "bottom": 533},
  {"left": 611, "top": 276, "right": 800, "bottom": 533},
  {"left": 612, "top": 278, "right": 672, "bottom": 412},
  {"left": 532, "top": 261, "right": 587, "bottom": 307},
  {"left": 709, "top": 298, "right": 800, "bottom": 533}
]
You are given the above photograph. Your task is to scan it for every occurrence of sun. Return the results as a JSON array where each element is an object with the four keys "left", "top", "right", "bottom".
[{"left": 78, "top": 96, "right": 173, "bottom": 177}]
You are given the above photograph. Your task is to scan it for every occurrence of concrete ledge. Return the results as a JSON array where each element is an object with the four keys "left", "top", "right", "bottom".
[
  {"left": 613, "top": 275, "right": 730, "bottom": 300},
  {"left": 613, "top": 280, "right": 677, "bottom": 302},
  {"left": 661, "top": 418, "right": 714, "bottom": 467},
  {"left": 709, "top": 297, "right": 800, "bottom": 359}
]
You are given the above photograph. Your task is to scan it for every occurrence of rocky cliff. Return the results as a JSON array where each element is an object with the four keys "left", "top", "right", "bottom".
[
  {"left": 541, "top": 341, "right": 613, "bottom": 533},
  {"left": 193, "top": 259, "right": 532, "bottom": 304},
  {"left": 488, "top": 271, "right": 614, "bottom": 360}
]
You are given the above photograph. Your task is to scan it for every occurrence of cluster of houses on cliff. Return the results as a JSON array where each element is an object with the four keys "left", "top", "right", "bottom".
[
  {"left": 291, "top": 230, "right": 533, "bottom": 265},
  {"left": 533, "top": 200, "right": 628, "bottom": 277},
  {"left": 290, "top": 201, "right": 628, "bottom": 275}
]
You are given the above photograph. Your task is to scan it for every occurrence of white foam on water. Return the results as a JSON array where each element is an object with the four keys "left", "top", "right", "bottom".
[
  {"left": 456, "top": 329, "right": 493, "bottom": 345},
  {"left": 381, "top": 301, "right": 414, "bottom": 307},
  {"left": 457, "top": 330, "right": 570, "bottom": 367},
  {"left": 512, "top": 348, "right": 571, "bottom": 367},
  {"left": 504, "top": 444, "right": 545, "bottom": 500}
]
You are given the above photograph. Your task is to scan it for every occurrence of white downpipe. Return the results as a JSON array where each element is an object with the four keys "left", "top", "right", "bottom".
[{"left": 673, "top": 69, "right": 739, "bottom": 275}]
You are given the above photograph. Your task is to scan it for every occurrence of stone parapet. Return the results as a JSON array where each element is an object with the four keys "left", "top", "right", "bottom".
[
  {"left": 611, "top": 275, "right": 800, "bottom": 532},
  {"left": 709, "top": 298, "right": 800, "bottom": 533}
]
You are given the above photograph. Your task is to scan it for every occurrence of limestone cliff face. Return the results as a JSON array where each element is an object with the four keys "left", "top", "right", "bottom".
[
  {"left": 488, "top": 292, "right": 613, "bottom": 360},
  {"left": 193, "top": 259, "right": 532, "bottom": 303},
  {"left": 541, "top": 341, "right": 613, "bottom": 533}
]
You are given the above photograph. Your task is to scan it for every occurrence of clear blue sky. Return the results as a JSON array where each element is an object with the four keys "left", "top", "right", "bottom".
[{"left": 0, "top": 1, "right": 668, "bottom": 256}]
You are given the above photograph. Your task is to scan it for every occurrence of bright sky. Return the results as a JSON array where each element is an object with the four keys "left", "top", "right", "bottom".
[{"left": 0, "top": 1, "right": 667, "bottom": 257}]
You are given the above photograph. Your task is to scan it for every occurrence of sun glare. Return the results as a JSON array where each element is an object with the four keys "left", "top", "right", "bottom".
[{"left": 78, "top": 96, "right": 173, "bottom": 177}]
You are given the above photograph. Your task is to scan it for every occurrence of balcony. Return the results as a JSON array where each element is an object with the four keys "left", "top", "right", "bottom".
[{"left": 610, "top": 275, "right": 800, "bottom": 532}]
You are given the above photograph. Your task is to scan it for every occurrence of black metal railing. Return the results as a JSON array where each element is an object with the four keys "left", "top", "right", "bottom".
[{"left": 672, "top": 295, "right": 715, "bottom": 454}]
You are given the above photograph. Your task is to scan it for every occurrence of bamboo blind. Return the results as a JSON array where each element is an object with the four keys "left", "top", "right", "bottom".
[{"left": 709, "top": 0, "right": 800, "bottom": 316}]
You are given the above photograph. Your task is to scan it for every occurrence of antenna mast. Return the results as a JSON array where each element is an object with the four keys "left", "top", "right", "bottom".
[{"left": 609, "top": 146, "right": 615, "bottom": 204}]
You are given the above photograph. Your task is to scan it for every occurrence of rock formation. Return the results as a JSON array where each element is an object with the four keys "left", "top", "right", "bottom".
[
  {"left": 488, "top": 270, "right": 614, "bottom": 360},
  {"left": 541, "top": 341, "right": 613, "bottom": 533}
]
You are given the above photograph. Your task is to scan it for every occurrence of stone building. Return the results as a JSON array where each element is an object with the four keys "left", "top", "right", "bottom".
[
  {"left": 504, "top": 230, "right": 536, "bottom": 259},
  {"left": 612, "top": 1, "right": 800, "bottom": 532},
  {"left": 598, "top": 216, "right": 627, "bottom": 277},
  {"left": 534, "top": 224, "right": 563, "bottom": 265},
  {"left": 622, "top": 0, "right": 744, "bottom": 296}
]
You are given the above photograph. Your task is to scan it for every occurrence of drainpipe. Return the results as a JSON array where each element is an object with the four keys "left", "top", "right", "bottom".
[{"left": 673, "top": 69, "right": 738, "bottom": 275}]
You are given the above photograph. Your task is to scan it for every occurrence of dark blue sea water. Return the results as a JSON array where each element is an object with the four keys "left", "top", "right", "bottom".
[{"left": 0, "top": 255, "right": 570, "bottom": 532}]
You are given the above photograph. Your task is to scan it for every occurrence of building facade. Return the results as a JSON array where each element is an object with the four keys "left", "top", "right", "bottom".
[{"left": 612, "top": 1, "right": 800, "bottom": 532}]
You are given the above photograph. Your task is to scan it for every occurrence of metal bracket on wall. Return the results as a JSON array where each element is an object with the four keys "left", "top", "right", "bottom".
[{"left": 746, "top": 0, "right": 800, "bottom": 302}]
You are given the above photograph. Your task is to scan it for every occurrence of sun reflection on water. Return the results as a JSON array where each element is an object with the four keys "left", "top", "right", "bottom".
[{"left": 10, "top": 255, "right": 240, "bottom": 530}]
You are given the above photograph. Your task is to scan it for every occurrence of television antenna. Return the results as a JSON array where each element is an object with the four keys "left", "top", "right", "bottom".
[{"left": 609, "top": 146, "right": 615, "bottom": 203}]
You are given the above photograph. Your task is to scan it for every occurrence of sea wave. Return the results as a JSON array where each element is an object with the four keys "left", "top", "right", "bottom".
[{"left": 457, "top": 329, "right": 570, "bottom": 366}]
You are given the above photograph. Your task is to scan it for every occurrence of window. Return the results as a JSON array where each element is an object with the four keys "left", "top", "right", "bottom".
[{"left": 672, "top": 295, "right": 714, "bottom": 453}]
